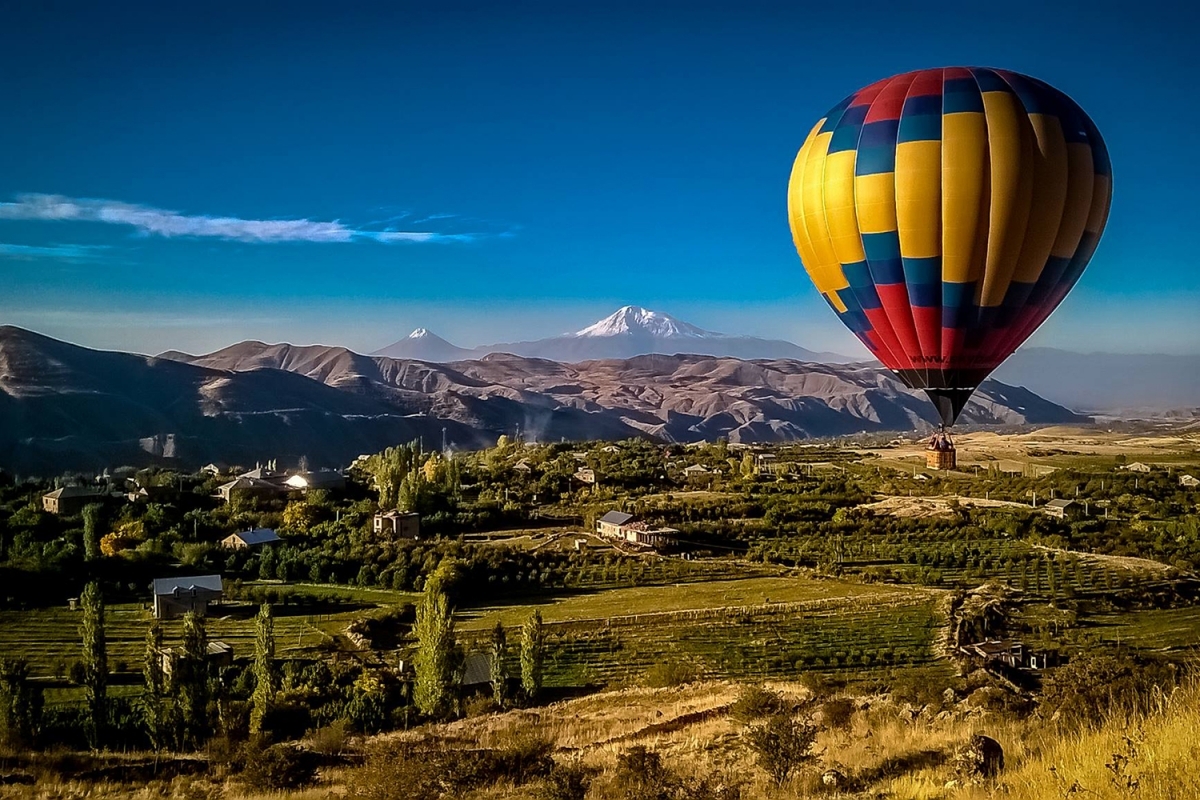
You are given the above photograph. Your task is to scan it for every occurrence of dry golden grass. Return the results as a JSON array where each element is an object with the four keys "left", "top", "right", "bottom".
[{"left": 7, "top": 679, "right": 1200, "bottom": 799}]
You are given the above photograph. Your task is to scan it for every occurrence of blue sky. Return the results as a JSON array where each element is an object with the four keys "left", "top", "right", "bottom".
[{"left": 1, "top": 1, "right": 1197, "bottom": 356}]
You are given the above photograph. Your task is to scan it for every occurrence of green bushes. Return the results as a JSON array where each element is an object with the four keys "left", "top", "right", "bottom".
[
  {"left": 349, "top": 732, "right": 553, "bottom": 800},
  {"left": 1042, "top": 652, "right": 1178, "bottom": 728},
  {"left": 730, "top": 684, "right": 785, "bottom": 722},
  {"left": 644, "top": 659, "right": 698, "bottom": 688},
  {"left": 743, "top": 712, "right": 818, "bottom": 787}
]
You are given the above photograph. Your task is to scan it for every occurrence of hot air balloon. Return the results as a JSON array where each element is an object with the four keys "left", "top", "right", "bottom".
[{"left": 788, "top": 67, "right": 1111, "bottom": 429}]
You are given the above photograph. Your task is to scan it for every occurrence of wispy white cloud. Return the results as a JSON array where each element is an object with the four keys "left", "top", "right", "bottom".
[
  {"left": 0, "top": 241, "right": 109, "bottom": 261},
  {"left": 0, "top": 194, "right": 490, "bottom": 245}
]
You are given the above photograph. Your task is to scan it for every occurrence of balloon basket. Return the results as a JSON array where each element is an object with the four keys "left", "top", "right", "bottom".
[{"left": 925, "top": 427, "right": 957, "bottom": 471}]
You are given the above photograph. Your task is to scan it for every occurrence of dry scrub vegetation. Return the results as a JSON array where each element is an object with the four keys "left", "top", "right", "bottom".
[{"left": 4, "top": 671, "right": 1198, "bottom": 800}]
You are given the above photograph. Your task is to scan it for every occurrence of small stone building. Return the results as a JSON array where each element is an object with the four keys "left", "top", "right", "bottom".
[
  {"left": 374, "top": 511, "right": 421, "bottom": 540},
  {"left": 220, "top": 528, "right": 281, "bottom": 549},
  {"left": 42, "top": 486, "right": 104, "bottom": 516},
  {"left": 1044, "top": 499, "right": 1085, "bottom": 520},
  {"left": 152, "top": 575, "right": 224, "bottom": 620}
]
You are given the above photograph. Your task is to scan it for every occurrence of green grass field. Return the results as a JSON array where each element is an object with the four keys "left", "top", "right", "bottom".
[
  {"left": 1082, "top": 606, "right": 1200, "bottom": 651},
  {"left": 454, "top": 574, "right": 919, "bottom": 631}
]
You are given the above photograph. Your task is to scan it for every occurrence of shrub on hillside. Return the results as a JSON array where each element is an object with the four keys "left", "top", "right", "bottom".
[
  {"left": 238, "top": 741, "right": 318, "bottom": 791},
  {"left": 644, "top": 660, "right": 698, "bottom": 688},
  {"left": 730, "top": 684, "right": 785, "bottom": 723},
  {"left": 349, "top": 733, "right": 553, "bottom": 800},
  {"left": 820, "top": 697, "right": 856, "bottom": 729},
  {"left": 538, "top": 759, "right": 598, "bottom": 800},
  {"left": 743, "top": 712, "right": 818, "bottom": 787},
  {"left": 1042, "top": 653, "right": 1177, "bottom": 728}
]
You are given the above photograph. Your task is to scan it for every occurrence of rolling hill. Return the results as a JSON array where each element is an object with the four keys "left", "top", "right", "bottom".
[{"left": 0, "top": 325, "right": 1086, "bottom": 474}]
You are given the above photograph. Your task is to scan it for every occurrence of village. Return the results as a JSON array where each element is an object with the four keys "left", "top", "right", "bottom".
[{"left": 0, "top": 424, "right": 1198, "bottom": 796}]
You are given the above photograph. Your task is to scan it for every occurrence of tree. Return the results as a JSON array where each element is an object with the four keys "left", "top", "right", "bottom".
[
  {"left": 489, "top": 622, "right": 508, "bottom": 707},
  {"left": 176, "top": 611, "right": 210, "bottom": 748},
  {"left": 282, "top": 501, "right": 320, "bottom": 534},
  {"left": 82, "top": 503, "right": 103, "bottom": 561},
  {"left": 521, "top": 610, "right": 545, "bottom": 701},
  {"left": 250, "top": 603, "right": 277, "bottom": 734},
  {"left": 142, "top": 621, "right": 169, "bottom": 749},
  {"left": 741, "top": 453, "right": 756, "bottom": 478},
  {"left": 0, "top": 658, "right": 42, "bottom": 750},
  {"left": 413, "top": 588, "right": 457, "bottom": 718},
  {"left": 744, "top": 712, "right": 818, "bottom": 787},
  {"left": 79, "top": 581, "right": 107, "bottom": 747}
]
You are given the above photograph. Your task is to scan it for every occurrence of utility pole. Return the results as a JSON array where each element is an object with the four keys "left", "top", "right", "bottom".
[{"left": 442, "top": 427, "right": 447, "bottom": 455}]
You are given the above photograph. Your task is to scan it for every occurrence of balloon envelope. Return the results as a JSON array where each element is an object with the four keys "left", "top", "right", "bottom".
[{"left": 788, "top": 67, "right": 1111, "bottom": 425}]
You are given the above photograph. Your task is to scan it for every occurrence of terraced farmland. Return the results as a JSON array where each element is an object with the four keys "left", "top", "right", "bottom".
[
  {"left": 462, "top": 581, "right": 948, "bottom": 689},
  {"left": 0, "top": 602, "right": 350, "bottom": 680}
]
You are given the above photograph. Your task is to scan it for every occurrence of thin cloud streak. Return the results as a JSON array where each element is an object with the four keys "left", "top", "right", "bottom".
[
  {"left": 0, "top": 241, "right": 109, "bottom": 261},
  {"left": 0, "top": 194, "right": 487, "bottom": 244}
]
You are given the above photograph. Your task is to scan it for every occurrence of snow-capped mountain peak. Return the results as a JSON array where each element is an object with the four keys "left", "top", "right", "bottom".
[
  {"left": 408, "top": 328, "right": 432, "bottom": 339},
  {"left": 574, "top": 306, "right": 715, "bottom": 339}
]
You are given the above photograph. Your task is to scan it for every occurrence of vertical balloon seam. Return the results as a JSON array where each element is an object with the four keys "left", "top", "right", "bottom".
[
  {"left": 1015, "top": 80, "right": 1097, "bottom": 349},
  {"left": 961, "top": 66, "right": 994, "bottom": 390},
  {"left": 896, "top": 69, "right": 943, "bottom": 388},
  {"left": 821, "top": 88, "right": 909, "bottom": 374},
  {"left": 890, "top": 74, "right": 933, "bottom": 389},
  {"left": 854, "top": 73, "right": 922, "bottom": 379},
  {"left": 987, "top": 71, "right": 1072, "bottom": 365},
  {"left": 1007, "top": 80, "right": 1108, "bottom": 353},
  {"left": 796, "top": 105, "right": 864, "bottom": 340},
  {"left": 939, "top": 67, "right": 984, "bottom": 382},
  {"left": 974, "top": 66, "right": 1036, "bottom": 371}
]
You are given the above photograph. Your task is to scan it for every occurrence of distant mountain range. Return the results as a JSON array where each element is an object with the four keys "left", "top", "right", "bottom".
[
  {"left": 993, "top": 348, "right": 1200, "bottom": 414},
  {"left": 373, "top": 305, "right": 855, "bottom": 363},
  {"left": 372, "top": 305, "right": 1199, "bottom": 414},
  {"left": 0, "top": 325, "right": 1083, "bottom": 474}
]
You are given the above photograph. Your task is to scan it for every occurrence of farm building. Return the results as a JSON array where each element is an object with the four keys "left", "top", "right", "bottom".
[
  {"left": 42, "top": 486, "right": 105, "bottom": 516},
  {"left": 595, "top": 511, "right": 679, "bottom": 550},
  {"left": 596, "top": 510, "right": 634, "bottom": 538},
  {"left": 1179, "top": 474, "right": 1199, "bottom": 488},
  {"left": 216, "top": 476, "right": 284, "bottom": 504},
  {"left": 513, "top": 459, "right": 533, "bottom": 475},
  {"left": 959, "top": 639, "right": 1025, "bottom": 669},
  {"left": 125, "top": 484, "right": 176, "bottom": 504},
  {"left": 461, "top": 652, "right": 492, "bottom": 690},
  {"left": 1123, "top": 462, "right": 1152, "bottom": 473},
  {"left": 221, "top": 528, "right": 280, "bottom": 549},
  {"left": 574, "top": 467, "right": 597, "bottom": 485},
  {"left": 1044, "top": 499, "right": 1086, "bottom": 520},
  {"left": 152, "top": 575, "right": 224, "bottom": 620},
  {"left": 958, "top": 639, "right": 1058, "bottom": 670},
  {"left": 374, "top": 511, "right": 421, "bottom": 540},
  {"left": 161, "top": 640, "right": 234, "bottom": 678}
]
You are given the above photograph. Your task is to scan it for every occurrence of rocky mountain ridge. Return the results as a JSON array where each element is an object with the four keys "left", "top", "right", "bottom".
[{"left": 0, "top": 325, "right": 1086, "bottom": 474}]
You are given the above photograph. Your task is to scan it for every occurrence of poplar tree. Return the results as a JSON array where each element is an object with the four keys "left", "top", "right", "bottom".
[
  {"left": 79, "top": 581, "right": 107, "bottom": 747},
  {"left": 489, "top": 622, "right": 508, "bottom": 707},
  {"left": 0, "top": 658, "right": 42, "bottom": 750},
  {"left": 82, "top": 504, "right": 103, "bottom": 562},
  {"left": 142, "top": 621, "right": 168, "bottom": 749},
  {"left": 249, "top": 603, "right": 276, "bottom": 734},
  {"left": 520, "top": 610, "right": 545, "bottom": 701},
  {"left": 413, "top": 588, "right": 456, "bottom": 718},
  {"left": 177, "top": 611, "right": 209, "bottom": 748}
]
